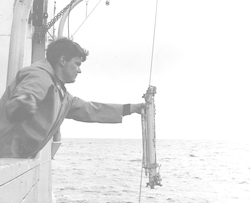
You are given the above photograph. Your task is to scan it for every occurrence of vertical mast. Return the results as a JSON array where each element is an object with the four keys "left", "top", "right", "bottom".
[{"left": 6, "top": 0, "right": 34, "bottom": 86}]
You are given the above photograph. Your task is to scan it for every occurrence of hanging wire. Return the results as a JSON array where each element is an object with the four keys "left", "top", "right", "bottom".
[
  {"left": 71, "top": 0, "right": 102, "bottom": 37},
  {"left": 138, "top": 0, "right": 159, "bottom": 202},
  {"left": 149, "top": 0, "right": 159, "bottom": 86},
  {"left": 47, "top": 31, "right": 54, "bottom": 40},
  {"left": 53, "top": 1, "right": 56, "bottom": 38},
  {"left": 139, "top": 151, "right": 144, "bottom": 203},
  {"left": 68, "top": 2, "right": 72, "bottom": 38},
  {"left": 85, "top": 0, "right": 89, "bottom": 19}
]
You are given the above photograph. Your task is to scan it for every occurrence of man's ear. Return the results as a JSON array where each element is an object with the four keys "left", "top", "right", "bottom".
[{"left": 59, "top": 55, "right": 66, "bottom": 67}]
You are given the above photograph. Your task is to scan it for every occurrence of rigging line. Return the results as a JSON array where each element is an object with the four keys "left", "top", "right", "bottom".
[
  {"left": 68, "top": 2, "right": 72, "bottom": 38},
  {"left": 72, "top": 0, "right": 102, "bottom": 38},
  {"left": 47, "top": 31, "right": 54, "bottom": 40},
  {"left": 138, "top": 152, "right": 144, "bottom": 203},
  {"left": 149, "top": 0, "right": 159, "bottom": 86},
  {"left": 85, "top": 0, "right": 89, "bottom": 19},
  {"left": 53, "top": 1, "right": 56, "bottom": 39}
]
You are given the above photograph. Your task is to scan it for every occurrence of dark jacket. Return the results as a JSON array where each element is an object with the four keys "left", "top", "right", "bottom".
[{"left": 0, "top": 59, "right": 123, "bottom": 158}]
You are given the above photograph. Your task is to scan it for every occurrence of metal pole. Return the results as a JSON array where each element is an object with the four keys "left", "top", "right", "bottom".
[{"left": 6, "top": 0, "right": 34, "bottom": 86}]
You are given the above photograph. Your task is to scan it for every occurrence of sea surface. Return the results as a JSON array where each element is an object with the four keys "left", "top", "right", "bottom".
[{"left": 52, "top": 138, "right": 250, "bottom": 203}]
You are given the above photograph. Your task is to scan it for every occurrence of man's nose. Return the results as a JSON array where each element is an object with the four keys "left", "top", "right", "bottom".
[{"left": 77, "top": 66, "right": 81, "bottom": 73}]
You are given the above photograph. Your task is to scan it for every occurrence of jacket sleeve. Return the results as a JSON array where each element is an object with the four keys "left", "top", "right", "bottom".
[
  {"left": 66, "top": 94, "right": 123, "bottom": 123},
  {"left": 6, "top": 68, "right": 51, "bottom": 122}
]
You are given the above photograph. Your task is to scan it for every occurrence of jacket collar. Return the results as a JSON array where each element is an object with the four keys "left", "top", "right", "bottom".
[
  {"left": 32, "top": 59, "right": 55, "bottom": 77},
  {"left": 32, "top": 59, "right": 66, "bottom": 91}
]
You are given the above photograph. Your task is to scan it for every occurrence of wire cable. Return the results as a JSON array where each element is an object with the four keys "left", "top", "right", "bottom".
[
  {"left": 149, "top": 0, "right": 159, "bottom": 86},
  {"left": 68, "top": 2, "right": 72, "bottom": 38},
  {"left": 138, "top": 0, "right": 159, "bottom": 202},
  {"left": 72, "top": 0, "right": 102, "bottom": 37},
  {"left": 85, "top": 0, "right": 89, "bottom": 19},
  {"left": 139, "top": 152, "right": 144, "bottom": 203}
]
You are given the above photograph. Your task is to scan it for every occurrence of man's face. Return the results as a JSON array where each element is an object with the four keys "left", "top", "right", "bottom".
[{"left": 62, "top": 56, "right": 82, "bottom": 83}]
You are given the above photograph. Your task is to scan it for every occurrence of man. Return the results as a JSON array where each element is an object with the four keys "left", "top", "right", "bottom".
[{"left": 0, "top": 38, "right": 144, "bottom": 158}]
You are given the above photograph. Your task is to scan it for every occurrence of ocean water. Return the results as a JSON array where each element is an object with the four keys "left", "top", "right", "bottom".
[{"left": 52, "top": 139, "right": 250, "bottom": 203}]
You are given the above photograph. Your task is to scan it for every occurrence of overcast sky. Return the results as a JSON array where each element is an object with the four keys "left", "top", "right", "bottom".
[{"left": 55, "top": 0, "right": 250, "bottom": 140}]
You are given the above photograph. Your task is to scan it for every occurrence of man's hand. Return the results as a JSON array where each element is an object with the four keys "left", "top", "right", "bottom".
[{"left": 130, "top": 103, "right": 146, "bottom": 114}]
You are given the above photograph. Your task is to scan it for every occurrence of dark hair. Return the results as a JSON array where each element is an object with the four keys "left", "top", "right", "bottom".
[{"left": 46, "top": 38, "right": 89, "bottom": 67}]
